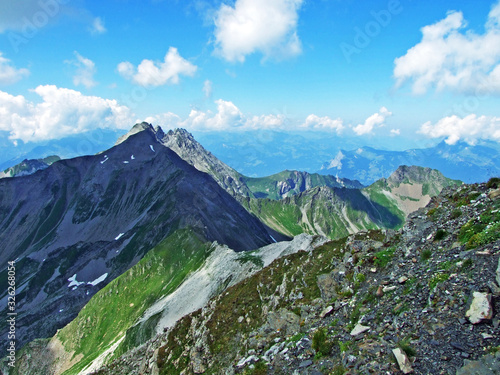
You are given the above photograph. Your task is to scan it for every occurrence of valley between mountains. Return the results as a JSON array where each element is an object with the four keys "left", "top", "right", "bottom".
[{"left": 1, "top": 123, "right": 498, "bottom": 375}]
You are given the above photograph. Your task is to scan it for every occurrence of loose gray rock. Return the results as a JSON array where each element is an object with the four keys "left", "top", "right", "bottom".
[{"left": 456, "top": 352, "right": 500, "bottom": 375}]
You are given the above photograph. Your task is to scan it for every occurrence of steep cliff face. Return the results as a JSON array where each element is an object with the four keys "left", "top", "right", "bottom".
[{"left": 0, "top": 125, "right": 274, "bottom": 352}]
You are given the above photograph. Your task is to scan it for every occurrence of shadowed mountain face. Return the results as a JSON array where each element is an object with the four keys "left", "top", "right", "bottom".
[{"left": 0, "top": 126, "right": 275, "bottom": 351}]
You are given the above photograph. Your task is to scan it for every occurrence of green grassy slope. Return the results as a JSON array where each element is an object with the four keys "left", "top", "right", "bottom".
[{"left": 13, "top": 228, "right": 212, "bottom": 375}]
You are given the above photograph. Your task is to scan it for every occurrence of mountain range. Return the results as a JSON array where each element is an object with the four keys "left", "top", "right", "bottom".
[
  {"left": 0, "top": 123, "right": 471, "bottom": 374},
  {"left": 2, "top": 129, "right": 499, "bottom": 185},
  {"left": 319, "top": 141, "right": 500, "bottom": 185}
]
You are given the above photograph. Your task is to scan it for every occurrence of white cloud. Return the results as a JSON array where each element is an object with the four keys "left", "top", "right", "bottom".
[
  {"left": 394, "top": 1, "right": 500, "bottom": 94},
  {"left": 65, "top": 51, "right": 97, "bottom": 89},
  {"left": 203, "top": 79, "right": 213, "bottom": 98},
  {"left": 149, "top": 100, "right": 348, "bottom": 133},
  {"left": 182, "top": 99, "right": 244, "bottom": 131},
  {"left": 213, "top": 0, "right": 303, "bottom": 62},
  {"left": 353, "top": 107, "right": 392, "bottom": 136},
  {"left": 90, "top": 17, "right": 107, "bottom": 35},
  {"left": 390, "top": 128, "right": 401, "bottom": 136},
  {"left": 0, "top": 85, "right": 133, "bottom": 142},
  {"left": 0, "top": 53, "right": 29, "bottom": 85},
  {"left": 144, "top": 112, "right": 182, "bottom": 128},
  {"left": 300, "top": 114, "right": 344, "bottom": 133},
  {"left": 180, "top": 100, "right": 289, "bottom": 131},
  {"left": 419, "top": 114, "right": 500, "bottom": 145},
  {"left": 247, "top": 114, "right": 286, "bottom": 130},
  {"left": 118, "top": 47, "right": 197, "bottom": 87}
]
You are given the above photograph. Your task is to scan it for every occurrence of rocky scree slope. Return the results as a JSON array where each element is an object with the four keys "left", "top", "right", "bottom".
[
  {"left": 0, "top": 126, "right": 274, "bottom": 353},
  {"left": 90, "top": 178, "right": 500, "bottom": 375}
]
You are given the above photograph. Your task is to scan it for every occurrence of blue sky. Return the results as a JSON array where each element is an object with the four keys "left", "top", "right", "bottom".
[{"left": 0, "top": 0, "right": 500, "bottom": 155}]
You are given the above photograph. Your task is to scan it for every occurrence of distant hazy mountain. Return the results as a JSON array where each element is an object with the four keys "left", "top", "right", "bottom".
[
  {"left": 319, "top": 141, "right": 500, "bottom": 185},
  {"left": 0, "top": 129, "right": 122, "bottom": 172},
  {"left": 0, "top": 155, "right": 60, "bottom": 179}
]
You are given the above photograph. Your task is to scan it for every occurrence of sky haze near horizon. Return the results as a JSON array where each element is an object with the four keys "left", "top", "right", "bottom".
[{"left": 0, "top": 0, "right": 500, "bottom": 155}]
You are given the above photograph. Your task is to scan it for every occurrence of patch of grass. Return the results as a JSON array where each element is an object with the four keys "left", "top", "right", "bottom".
[
  {"left": 402, "top": 277, "right": 417, "bottom": 295},
  {"left": 429, "top": 273, "right": 449, "bottom": 290},
  {"left": 420, "top": 249, "right": 432, "bottom": 261},
  {"left": 399, "top": 339, "right": 417, "bottom": 358},
  {"left": 466, "top": 222, "right": 500, "bottom": 249},
  {"left": 459, "top": 209, "right": 500, "bottom": 249},
  {"left": 243, "top": 361, "right": 267, "bottom": 375},
  {"left": 427, "top": 208, "right": 438, "bottom": 219},
  {"left": 434, "top": 229, "right": 448, "bottom": 241},
  {"left": 373, "top": 246, "right": 396, "bottom": 269},
  {"left": 312, "top": 328, "right": 332, "bottom": 357},
  {"left": 237, "top": 252, "right": 264, "bottom": 268},
  {"left": 460, "top": 258, "right": 473, "bottom": 271},
  {"left": 438, "top": 260, "right": 453, "bottom": 271},
  {"left": 289, "top": 332, "right": 305, "bottom": 343},
  {"left": 331, "top": 365, "right": 347, "bottom": 375},
  {"left": 338, "top": 339, "right": 355, "bottom": 353},
  {"left": 450, "top": 209, "right": 462, "bottom": 219},
  {"left": 486, "top": 177, "right": 500, "bottom": 189}
]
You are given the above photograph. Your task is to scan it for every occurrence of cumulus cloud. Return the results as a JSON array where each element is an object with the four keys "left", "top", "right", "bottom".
[
  {"left": 0, "top": 85, "right": 133, "bottom": 142},
  {"left": 149, "top": 100, "right": 348, "bottom": 133},
  {"left": 0, "top": 52, "right": 29, "bottom": 85},
  {"left": 90, "top": 17, "right": 107, "bottom": 34},
  {"left": 65, "top": 51, "right": 97, "bottom": 89},
  {"left": 118, "top": 47, "right": 197, "bottom": 87},
  {"left": 213, "top": 0, "right": 303, "bottom": 62},
  {"left": 353, "top": 107, "right": 392, "bottom": 136},
  {"left": 144, "top": 112, "right": 182, "bottom": 128},
  {"left": 390, "top": 128, "right": 401, "bottom": 136},
  {"left": 419, "top": 114, "right": 500, "bottom": 145},
  {"left": 182, "top": 99, "right": 244, "bottom": 131},
  {"left": 203, "top": 79, "right": 213, "bottom": 98},
  {"left": 300, "top": 114, "right": 344, "bottom": 133},
  {"left": 394, "top": 1, "right": 500, "bottom": 94}
]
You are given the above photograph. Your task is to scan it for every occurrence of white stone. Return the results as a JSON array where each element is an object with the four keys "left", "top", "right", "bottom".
[
  {"left": 496, "top": 257, "right": 500, "bottom": 286},
  {"left": 383, "top": 286, "right": 397, "bottom": 293},
  {"left": 466, "top": 292, "right": 493, "bottom": 324},
  {"left": 398, "top": 276, "right": 408, "bottom": 284},
  {"left": 393, "top": 348, "right": 413, "bottom": 374},
  {"left": 350, "top": 323, "right": 370, "bottom": 336},
  {"left": 320, "top": 306, "right": 334, "bottom": 319}
]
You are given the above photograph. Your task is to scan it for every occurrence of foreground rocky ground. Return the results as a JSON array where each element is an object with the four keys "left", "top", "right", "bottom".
[{"left": 95, "top": 179, "right": 500, "bottom": 375}]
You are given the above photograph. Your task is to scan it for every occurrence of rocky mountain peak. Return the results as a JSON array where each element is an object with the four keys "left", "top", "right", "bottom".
[
  {"left": 388, "top": 165, "right": 434, "bottom": 184},
  {"left": 115, "top": 122, "right": 163, "bottom": 146}
]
